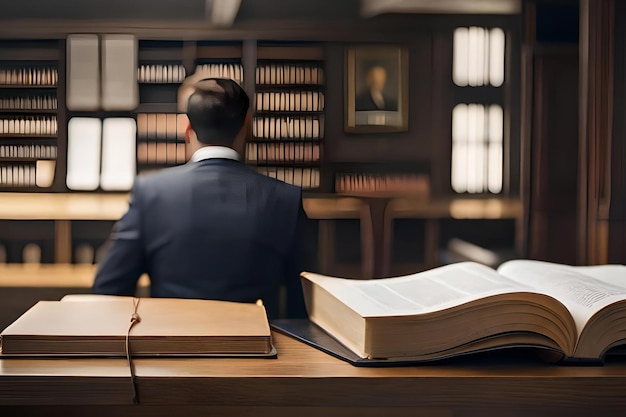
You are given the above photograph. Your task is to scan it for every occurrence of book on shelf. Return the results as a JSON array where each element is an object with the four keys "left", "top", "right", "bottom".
[
  {"left": 0, "top": 297, "right": 274, "bottom": 357},
  {"left": 0, "top": 164, "right": 36, "bottom": 187},
  {"left": 0, "top": 151, "right": 55, "bottom": 187},
  {"left": 256, "top": 91, "right": 324, "bottom": 112},
  {"left": 0, "top": 116, "right": 57, "bottom": 136},
  {"left": 35, "top": 160, "right": 55, "bottom": 188},
  {"left": 137, "top": 142, "right": 186, "bottom": 165},
  {"left": 137, "top": 113, "right": 186, "bottom": 141},
  {"left": 300, "top": 260, "right": 626, "bottom": 363},
  {"left": 0, "top": 67, "right": 58, "bottom": 86},
  {"left": 246, "top": 142, "right": 320, "bottom": 162},
  {"left": 335, "top": 173, "right": 430, "bottom": 195},
  {"left": 138, "top": 64, "right": 186, "bottom": 84},
  {"left": 0, "top": 95, "right": 57, "bottom": 110},
  {"left": 253, "top": 116, "right": 323, "bottom": 139},
  {"left": 256, "top": 166, "right": 320, "bottom": 189},
  {"left": 256, "top": 64, "right": 324, "bottom": 85},
  {"left": 0, "top": 144, "right": 57, "bottom": 159}
]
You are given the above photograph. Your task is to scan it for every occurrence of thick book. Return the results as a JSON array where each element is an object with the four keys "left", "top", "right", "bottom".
[
  {"left": 0, "top": 297, "right": 274, "bottom": 357},
  {"left": 300, "top": 260, "right": 626, "bottom": 363}
]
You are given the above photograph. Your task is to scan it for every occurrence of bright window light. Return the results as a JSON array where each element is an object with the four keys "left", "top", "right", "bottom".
[
  {"left": 453, "top": 27, "right": 505, "bottom": 87},
  {"left": 451, "top": 104, "right": 503, "bottom": 194}
]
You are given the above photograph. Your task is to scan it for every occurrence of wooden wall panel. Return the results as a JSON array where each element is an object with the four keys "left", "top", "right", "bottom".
[
  {"left": 579, "top": 0, "right": 623, "bottom": 264},
  {"left": 323, "top": 37, "right": 434, "bottom": 165},
  {"left": 527, "top": 49, "right": 579, "bottom": 263},
  {"left": 609, "top": 0, "right": 626, "bottom": 264}
]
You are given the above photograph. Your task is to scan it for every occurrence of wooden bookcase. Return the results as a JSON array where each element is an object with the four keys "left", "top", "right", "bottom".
[
  {"left": 0, "top": 40, "right": 62, "bottom": 192},
  {"left": 136, "top": 40, "right": 187, "bottom": 174},
  {"left": 250, "top": 43, "right": 325, "bottom": 191}
]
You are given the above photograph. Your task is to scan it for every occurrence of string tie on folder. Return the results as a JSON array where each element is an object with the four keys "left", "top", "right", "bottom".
[{"left": 126, "top": 297, "right": 141, "bottom": 404}]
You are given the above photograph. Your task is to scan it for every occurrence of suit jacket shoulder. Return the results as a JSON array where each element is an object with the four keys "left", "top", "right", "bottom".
[{"left": 135, "top": 160, "right": 302, "bottom": 231}]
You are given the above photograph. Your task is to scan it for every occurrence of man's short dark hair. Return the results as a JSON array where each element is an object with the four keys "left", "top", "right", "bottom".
[{"left": 186, "top": 78, "right": 249, "bottom": 145}]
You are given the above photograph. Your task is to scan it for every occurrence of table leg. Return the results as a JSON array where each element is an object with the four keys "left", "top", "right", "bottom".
[{"left": 54, "top": 220, "right": 72, "bottom": 263}]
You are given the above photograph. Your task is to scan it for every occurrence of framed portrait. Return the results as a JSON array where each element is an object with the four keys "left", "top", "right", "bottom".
[{"left": 345, "top": 45, "right": 409, "bottom": 134}]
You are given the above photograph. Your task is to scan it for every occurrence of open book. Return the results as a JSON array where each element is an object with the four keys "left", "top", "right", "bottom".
[
  {"left": 301, "top": 260, "right": 626, "bottom": 363},
  {"left": 0, "top": 297, "right": 273, "bottom": 357}
]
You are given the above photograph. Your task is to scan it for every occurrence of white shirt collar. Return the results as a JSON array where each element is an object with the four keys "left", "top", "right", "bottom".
[{"left": 189, "top": 146, "right": 240, "bottom": 163}]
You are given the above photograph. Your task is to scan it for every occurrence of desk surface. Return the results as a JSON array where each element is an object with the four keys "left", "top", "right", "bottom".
[
  {"left": 0, "top": 193, "right": 368, "bottom": 220},
  {"left": 0, "top": 264, "right": 150, "bottom": 287},
  {"left": 1, "top": 332, "right": 626, "bottom": 416},
  {"left": 386, "top": 196, "right": 522, "bottom": 219},
  {"left": 0, "top": 193, "right": 131, "bottom": 221},
  {"left": 0, "top": 192, "right": 522, "bottom": 221}
]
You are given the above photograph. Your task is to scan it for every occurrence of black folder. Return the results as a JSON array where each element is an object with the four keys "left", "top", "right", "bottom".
[
  {"left": 270, "top": 319, "right": 568, "bottom": 367},
  {"left": 271, "top": 319, "right": 427, "bottom": 367}
]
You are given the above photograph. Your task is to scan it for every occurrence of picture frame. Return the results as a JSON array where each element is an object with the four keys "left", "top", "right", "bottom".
[{"left": 345, "top": 45, "right": 409, "bottom": 133}]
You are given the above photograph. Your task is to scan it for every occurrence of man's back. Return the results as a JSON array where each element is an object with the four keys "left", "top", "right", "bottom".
[
  {"left": 94, "top": 77, "right": 308, "bottom": 318},
  {"left": 93, "top": 159, "right": 304, "bottom": 318}
]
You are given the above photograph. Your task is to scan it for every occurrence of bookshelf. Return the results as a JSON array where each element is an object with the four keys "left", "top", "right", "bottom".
[
  {"left": 332, "top": 161, "right": 430, "bottom": 196},
  {"left": 249, "top": 43, "right": 325, "bottom": 190},
  {"left": 136, "top": 40, "right": 187, "bottom": 175},
  {"left": 0, "top": 40, "right": 61, "bottom": 191}
]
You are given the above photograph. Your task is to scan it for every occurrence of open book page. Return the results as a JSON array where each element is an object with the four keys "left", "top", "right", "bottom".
[
  {"left": 497, "top": 260, "right": 626, "bottom": 336},
  {"left": 303, "top": 262, "right": 535, "bottom": 317},
  {"left": 569, "top": 265, "right": 626, "bottom": 284}
]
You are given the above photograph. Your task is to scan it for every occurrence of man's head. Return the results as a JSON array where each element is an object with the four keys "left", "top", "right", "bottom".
[
  {"left": 366, "top": 65, "right": 387, "bottom": 93},
  {"left": 185, "top": 78, "right": 250, "bottom": 151}
]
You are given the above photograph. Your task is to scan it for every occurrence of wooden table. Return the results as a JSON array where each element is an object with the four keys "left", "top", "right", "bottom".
[
  {"left": 0, "top": 193, "right": 129, "bottom": 263},
  {"left": 0, "top": 193, "right": 523, "bottom": 278},
  {"left": 1, "top": 332, "right": 625, "bottom": 416},
  {"left": 383, "top": 196, "right": 523, "bottom": 276},
  {"left": 0, "top": 264, "right": 151, "bottom": 331},
  {"left": 304, "top": 196, "right": 374, "bottom": 278},
  {"left": 0, "top": 193, "right": 375, "bottom": 277}
]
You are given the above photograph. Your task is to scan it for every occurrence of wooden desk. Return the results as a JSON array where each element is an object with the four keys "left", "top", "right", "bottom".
[
  {"left": 383, "top": 197, "right": 523, "bottom": 276},
  {"left": 0, "top": 193, "right": 129, "bottom": 263},
  {"left": 0, "top": 193, "right": 367, "bottom": 222},
  {"left": 304, "top": 196, "right": 374, "bottom": 278},
  {"left": 0, "top": 193, "right": 129, "bottom": 221},
  {"left": 0, "top": 264, "right": 150, "bottom": 331},
  {"left": 1, "top": 332, "right": 626, "bottom": 416},
  {"left": 0, "top": 193, "right": 375, "bottom": 277},
  {"left": 0, "top": 264, "right": 150, "bottom": 288},
  {"left": 0, "top": 193, "right": 522, "bottom": 278}
]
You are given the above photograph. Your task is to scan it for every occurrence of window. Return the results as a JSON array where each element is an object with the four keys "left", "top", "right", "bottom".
[
  {"left": 452, "top": 27, "right": 506, "bottom": 194},
  {"left": 453, "top": 27, "right": 505, "bottom": 87},
  {"left": 452, "top": 104, "right": 503, "bottom": 194}
]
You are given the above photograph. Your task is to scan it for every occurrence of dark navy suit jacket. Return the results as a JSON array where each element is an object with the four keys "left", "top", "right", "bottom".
[{"left": 93, "top": 158, "right": 307, "bottom": 318}]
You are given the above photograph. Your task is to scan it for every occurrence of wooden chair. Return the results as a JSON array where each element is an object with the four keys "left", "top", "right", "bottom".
[{"left": 304, "top": 196, "right": 374, "bottom": 279}]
